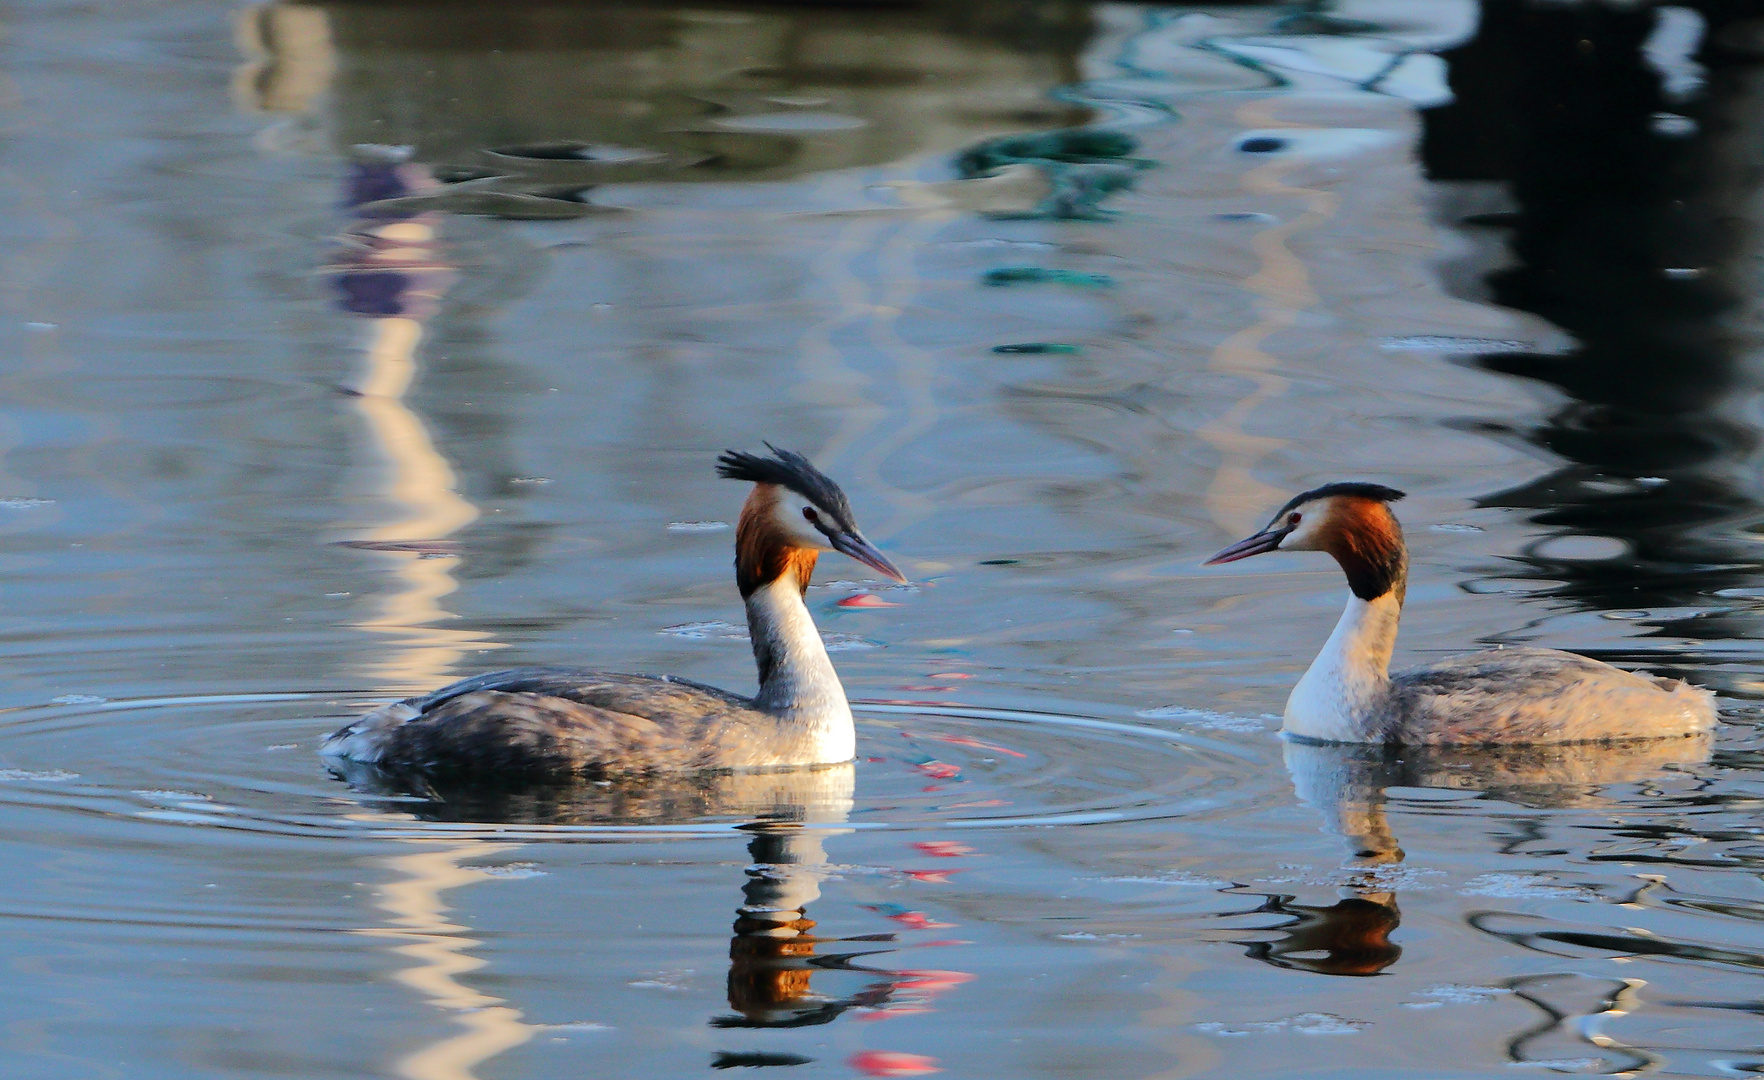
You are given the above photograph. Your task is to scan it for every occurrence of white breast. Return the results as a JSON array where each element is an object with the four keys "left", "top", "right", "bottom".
[{"left": 1283, "top": 593, "right": 1402, "bottom": 743}]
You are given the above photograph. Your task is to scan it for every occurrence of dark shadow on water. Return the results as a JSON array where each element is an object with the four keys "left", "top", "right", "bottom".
[
  {"left": 1421, "top": 0, "right": 1764, "bottom": 652},
  {"left": 1239, "top": 893, "right": 1402, "bottom": 977},
  {"left": 239, "top": 1, "right": 1095, "bottom": 183}
]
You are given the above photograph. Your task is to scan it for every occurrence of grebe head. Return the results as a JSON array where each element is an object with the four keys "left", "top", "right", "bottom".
[
  {"left": 1205, "top": 482, "right": 1408, "bottom": 602},
  {"left": 718, "top": 445, "right": 907, "bottom": 595}
]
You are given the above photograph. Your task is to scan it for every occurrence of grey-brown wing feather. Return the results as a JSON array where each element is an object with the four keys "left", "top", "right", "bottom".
[
  {"left": 324, "top": 668, "right": 779, "bottom": 778},
  {"left": 1387, "top": 648, "right": 1717, "bottom": 744},
  {"left": 410, "top": 667, "right": 752, "bottom": 716}
]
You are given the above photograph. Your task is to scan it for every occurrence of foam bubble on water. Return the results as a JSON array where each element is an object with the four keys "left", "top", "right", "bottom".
[
  {"left": 1509, "top": 1059, "right": 1604, "bottom": 1071},
  {"left": 1382, "top": 335, "right": 1532, "bottom": 353},
  {"left": 939, "top": 238, "right": 1057, "bottom": 250},
  {"left": 1196, "top": 1013, "right": 1368, "bottom": 1037},
  {"left": 1057, "top": 931, "right": 1142, "bottom": 940},
  {"left": 477, "top": 862, "right": 547, "bottom": 879},
  {"left": 51, "top": 694, "right": 108, "bottom": 705},
  {"left": 1404, "top": 984, "right": 1513, "bottom": 1008},
  {"left": 1254, "top": 863, "right": 1433, "bottom": 888},
  {"left": 658, "top": 621, "right": 747, "bottom": 641},
  {"left": 628, "top": 970, "right": 695, "bottom": 991},
  {"left": 546, "top": 1021, "right": 612, "bottom": 1032},
  {"left": 1460, "top": 873, "right": 1589, "bottom": 899},
  {"left": 137, "top": 810, "right": 228, "bottom": 824},
  {"left": 666, "top": 520, "right": 729, "bottom": 533},
  {"left": 0, "top": 768, "right": 78, "bottom": 782},
  {"left": 822, "top": 633, "right": 881, "bottom": 652},
  {"left": 134, "top": 790, "right": 212, "bottom": 803},
  {"left": 0, "top": 497, "right": 54, "bottom": 509},
  {"left": 1101, "top": 870, "right": 1231, "bottom": 888},
  {"left": 1133, "top": 706, "right": 1269, "bottom": 732}
]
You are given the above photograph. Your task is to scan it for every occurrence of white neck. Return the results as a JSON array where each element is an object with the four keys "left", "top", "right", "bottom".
[
  {"left": 744, "top": 570, "right": 855, "bottom": 762},
  {"left": 1283, "top": 591, "right": 1401, "bottom": 743}
]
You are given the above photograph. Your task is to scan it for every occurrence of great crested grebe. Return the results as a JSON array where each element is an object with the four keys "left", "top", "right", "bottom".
[
  {"left": 322, "top": 447, "right": 907, "bottom": 778},
  {"left": 1205, "top": 483, "right": 1717, "bottom": 745}
]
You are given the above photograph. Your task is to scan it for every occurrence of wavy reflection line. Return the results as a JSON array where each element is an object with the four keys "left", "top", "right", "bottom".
[
  {"left": 796, "top": 191, "right": 891, "bottom": 470},
  {"left": 1195, "top": 99, "right": 1338, "bottom": 534},
  {"left": 852, "top": 208, "right": 952, "bottom": 538},
  {"left": 352, "top": 840, "right": 539, "bottom": 1080}
]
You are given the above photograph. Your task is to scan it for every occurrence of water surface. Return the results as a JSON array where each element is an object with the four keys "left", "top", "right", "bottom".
[{"left": 6, "top": 1, "right": 1764, "bottom": 1077}]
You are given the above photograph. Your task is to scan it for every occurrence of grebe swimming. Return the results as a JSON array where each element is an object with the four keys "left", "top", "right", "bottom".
[
  {"left": 1205, "top": 483, "right": 1717, "bottom": 745},
  {"left": 322, "top": 447, "right": 907, "bottom": 778}
]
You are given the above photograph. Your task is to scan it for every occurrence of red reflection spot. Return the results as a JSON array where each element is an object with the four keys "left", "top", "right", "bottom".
[
  {"left": 839, "top": 593, "right": 898, "bottom": 608},
  {"left": 911, "top": 841, "right": 974, "bottom": 858},
  {"left": 902, "top": 869, "right": 963, "bottom": 884},
  {"left": 894, "top": 969, "right": 975, "bottom": 993},
  {"left": 900, "top": 731, "right": 1025, "bottom": 758},
  {"left": 850, "top": 1051, "right": 941, "bottom": 1077},
  {"left": 889, "top": 911, "right": 954, "bottom": 930}
]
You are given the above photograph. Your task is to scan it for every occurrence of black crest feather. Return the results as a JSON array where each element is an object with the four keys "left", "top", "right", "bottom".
[
  {"left": 1277, "top": 481, "right": 1406, "bottom": 518},
  {"left": 716, "top": 444, "right": 855, "bottom": 528}
]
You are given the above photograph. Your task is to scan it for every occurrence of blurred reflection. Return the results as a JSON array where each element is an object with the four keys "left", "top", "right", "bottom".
[
  {"left": 720, "top": 824, "right": 906, "bottom": 1030},
  {"left": 326, "top": 145, "right": 498, "bottom": 687},
  {"left": 346, "top": 764, "right": 954, "bottom": 1073},
  {"left": 1239, "top": 891, "right": 1403, "bottom": 977},
  {"left": 1422, "top": 1, "right": 1764, "bottom": 649},
  {"left": 1195, "top": 97, "right": 1338, "bottom": 535},
  {"left": 354, "top": 840, "right": 539, "bottom": 1080},
  {"left": 1260, "top": 736, "right": 1710, "bottom": 979},
  {"left": 236, "top": 0, "right": 1106, "bottom": 544},
  {"left": 235, "top": 1, "right": 1090, "bottom": 184}
]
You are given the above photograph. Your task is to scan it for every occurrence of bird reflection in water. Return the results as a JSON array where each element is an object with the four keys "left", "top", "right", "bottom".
[
  {"left": 344, "top": 762, "right": 956, "bottom": 1071},
  {"left": 720, "top": 825, "right": 901, "bottom": 1030},
  {"left": 1259, "top": 735, "right": 1710, "bottom": 1064}
]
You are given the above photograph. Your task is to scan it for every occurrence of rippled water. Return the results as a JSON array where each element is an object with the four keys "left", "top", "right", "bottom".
[{"left": 7, "top": 1, "right": 1764, "bottom": 1077}]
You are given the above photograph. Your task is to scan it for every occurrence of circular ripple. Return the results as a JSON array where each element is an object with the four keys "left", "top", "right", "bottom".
[{"left": 0, "top": 692, "right": 1268, "bottom": 842}]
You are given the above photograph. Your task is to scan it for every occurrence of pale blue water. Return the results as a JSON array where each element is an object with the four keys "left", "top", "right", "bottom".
[{"left": 3, "top": 2, "right": 1764, "bottom": 1077}]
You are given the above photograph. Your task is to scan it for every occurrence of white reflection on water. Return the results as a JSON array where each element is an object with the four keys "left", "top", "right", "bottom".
[
  {"left": 343, "top": 307, "right": 498, "bottom": 687},
  {"left": 322, "top": 160, "right": 514, "bottom": 1079},
  {"left": 324, "top": 187, "right": 501, "bottom": 688},
  {"left": 350, "top": 841, "right": 539, "bottom": 1080}
]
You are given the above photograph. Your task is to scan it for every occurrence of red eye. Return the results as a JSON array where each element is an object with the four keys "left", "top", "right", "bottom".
[
  {"left": 802, "top": 507, "right": 819, "bottom": 523},
  {"left": 1288, "top": 513, "right": 1302, "bottom": 526}
]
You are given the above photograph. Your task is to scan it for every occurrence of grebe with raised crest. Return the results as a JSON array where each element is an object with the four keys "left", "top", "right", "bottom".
[
  {"left": 1205, "top": 483, "right": 1717, "bottom": 745},
  {"left": 322, "top": 447, "right": 907, "bottom": 778}
]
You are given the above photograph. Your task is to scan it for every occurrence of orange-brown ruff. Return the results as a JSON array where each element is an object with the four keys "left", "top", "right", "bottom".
[
  {"left": 322, "top": 448, "right": 907, "bottom": 781},
  {"left": 1207, "top": 483, "right": 1717, "bottom": 745}
]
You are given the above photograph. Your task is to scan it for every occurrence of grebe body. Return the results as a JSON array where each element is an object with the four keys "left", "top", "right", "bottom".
[
  {"left": 323, "top": 447, "right": 906, "bottom": 779},
  {"left": 1207, "top": 483, "right": 1716, "bottom": 745}
]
